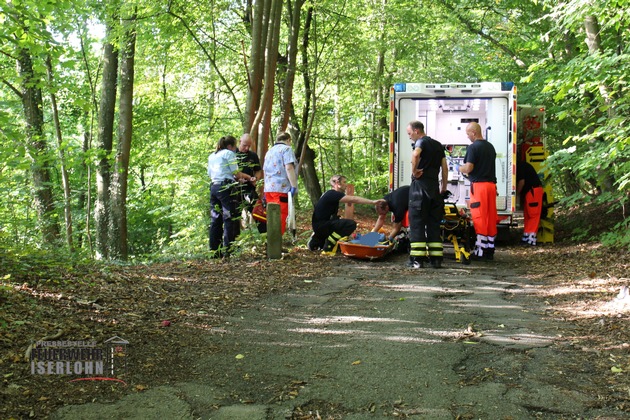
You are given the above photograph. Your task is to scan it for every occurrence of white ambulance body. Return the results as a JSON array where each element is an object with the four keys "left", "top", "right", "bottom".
[{"left": 389, "top": 82, "right": 517, "bottom": 225}]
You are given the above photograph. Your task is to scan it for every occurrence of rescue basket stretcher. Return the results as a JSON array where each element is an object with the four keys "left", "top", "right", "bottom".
[{"left": 338, "top": 232, "right": 395, "bottom": 261}]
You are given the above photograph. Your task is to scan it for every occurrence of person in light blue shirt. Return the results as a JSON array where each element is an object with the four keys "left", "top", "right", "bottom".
[
  {"left": 263, "top": 132, "right": 298, "bottom": 234},
  {"left": 207, "top": 135, "right": 256, "bottom": 256}
]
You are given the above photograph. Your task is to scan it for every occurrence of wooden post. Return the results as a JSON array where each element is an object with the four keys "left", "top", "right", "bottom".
[
  {"left": 266, "top": 203, "right": 282, "bottom": 259},
  {"left": 344, "top": 184, "right": 355, "bottom": 219}
]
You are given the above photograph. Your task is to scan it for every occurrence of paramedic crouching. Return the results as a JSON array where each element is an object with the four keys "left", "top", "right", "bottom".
[{"left": 308, "top": 175, "right": 385, "bottom": 252}]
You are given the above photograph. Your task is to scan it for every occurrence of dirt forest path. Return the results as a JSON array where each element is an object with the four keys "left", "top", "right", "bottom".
[{"left": 52, "top": 252, "right": 624, "bottom": 419}]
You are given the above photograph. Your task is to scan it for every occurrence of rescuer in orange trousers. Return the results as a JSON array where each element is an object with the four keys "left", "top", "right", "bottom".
[
  {"left": 459, "top": 122, "right": 498, "bottom": 260},
  {"left": 517, "top": 160, "right": 544, "bottom": 246}
]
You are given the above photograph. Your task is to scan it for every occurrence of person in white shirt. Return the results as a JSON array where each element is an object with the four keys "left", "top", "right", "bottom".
[
  {"left": 263, "top": 132, "right": 298, "bottom": 235},
  {"left": 207, "top": 135, "right": 256, "bottom": 257}
]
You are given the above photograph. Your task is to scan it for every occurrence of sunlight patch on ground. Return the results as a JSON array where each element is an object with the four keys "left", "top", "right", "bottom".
[
  {"left": 295, "top": 315, "right": 420, "bottom": 325},
  {"left": 450, "top": 301, "right": 524, "bottom": 310},
  {"left": 378, "top": 284, "right": 469, "bottom": 293},
  {"left": 285, "top": 327, "right": 445, "bottom": 344},
  {"left": 287, "top": 327, "right": 357, "bottom": 335},
  {"left": 283, "top": 320, "right": 478, "bottom": 344},
  {"left": 554, "top": 299, "right": 630, "bottom": 317},
  {"left": 481, "top": 332, "right": 556, "bottom": 347},
  {"left": 380, "top": 335, "right": 443, "bottom": 344},
  {"left": 537, "top": 285, "right": 612, "bottom": 297},
  {"left": 379, "top": 282, "right": 525, "bottom": 298},
  {"left": 251, "top": 339, "right": 351, "bottom": 349},
  {"left": 475, "top": 285, "right": 522, "bottom": 292},
  {"left": 575, "top": 277, "right": 628, "bottom": 287},
  {"left": 408, "top": 327, "right": 464, "bottom": 339},
  {"left": 152, "top": 275, "right": 202, "bottom": 284}
]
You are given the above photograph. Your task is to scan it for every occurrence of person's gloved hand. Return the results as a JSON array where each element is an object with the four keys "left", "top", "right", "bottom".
[
  {"left": 289, "top": 186, "right": 298, "bottom": 196},
  {"left": 377, "top": 233, "right": 386, "bottom": 242}
]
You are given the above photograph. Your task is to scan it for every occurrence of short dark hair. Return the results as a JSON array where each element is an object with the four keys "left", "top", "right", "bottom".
[
  {"left": 409, "top": 121, "right": 424, "bottom": 132},
  {"left": 217, "top": 135, "right": 236, "bottom": 151},
  {"left": 375, "top": 201, "right": 389, "bottom": 215},
  {"left": 276, "top": 132, "right": 291, "bottom": 143}
]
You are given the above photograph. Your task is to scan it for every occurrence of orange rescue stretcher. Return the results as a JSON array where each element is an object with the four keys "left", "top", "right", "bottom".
[{"left": 338, "top": 232, "right": 395, "bottom": 261}]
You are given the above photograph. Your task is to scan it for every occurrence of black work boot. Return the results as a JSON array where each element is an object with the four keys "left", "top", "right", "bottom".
[
  {"left": 430, "top": 257, "right": 443, "bottom": 269},
  {"left": 307, "top": 233, "right": 323, "bottom": 251},
  {"left": 406, "top": 257, "right": 425, "bottom": 269}
]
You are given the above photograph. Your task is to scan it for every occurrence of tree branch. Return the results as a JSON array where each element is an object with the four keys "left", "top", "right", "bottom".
[
  {"left": 167, "top": 10, "right": 242, "bottom": 121},
  {"left": 2, "top": 79, "right": 22, "bottom": 98},
  {"left": 443, "top": 3, "right": 527, "bottom": 69}
]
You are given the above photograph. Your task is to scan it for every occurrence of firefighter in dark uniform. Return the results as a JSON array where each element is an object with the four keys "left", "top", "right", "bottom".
[
  {"left": 236, "top": 133, "right": 264, "bottom": 233},
  {"left": 406, "top": 121, "right": 448, "bottom": 269},
  {"left": 308, "top": 175, "right": 384, "bottom": 252},
  {"left": 372, "top": 185, "right": 410, "bottom": 241}
]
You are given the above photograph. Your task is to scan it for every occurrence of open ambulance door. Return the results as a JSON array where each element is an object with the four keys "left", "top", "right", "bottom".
[{"left": 389, "top": 82, "right": 517, "bottom": 223}]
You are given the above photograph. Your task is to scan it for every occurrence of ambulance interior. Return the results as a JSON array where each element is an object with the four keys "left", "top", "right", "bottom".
[{"left": 397, "top": 96, "right": 511, "bottom": 210}]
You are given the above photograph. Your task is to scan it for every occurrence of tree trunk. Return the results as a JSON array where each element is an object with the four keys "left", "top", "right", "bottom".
[
  {"left": 245, "top": 0, "right": 269, "bottom": 143},
  {"left": 109, "top": 14, "right": 136, "bottom": 261},
  {"left": 584, "top": 15, "right": 612, "bottom": 105},
  {"left": 333, "top": 76, "right": 342, "bottom": 174},
  {"left": 278, "top": 0, "right": 305, "bottom": 132},
  {"left": 301, "top": 144, "right": 322, "bottom": 206},
  {"left": 77, "top": 29, "right": 99, "bottom": 254},
  {"left": 46, "top": 56, "right": 74, "bottom": 251},
  {"left": 17, "top": 49, "right": 60, "bottom": 245},
  {"left": 250, "top": 0, "right": 283, "bottom": 159},
  {"left": 296, "top": 5, "right": 322, "bottom": 205},
  {"left": 374, "top": 0, "right": 390, "bottom": 152},
  {"left": 95, "top": 24, "right": 119, "bottom": 260},
  {"left": 161, "top": 63, "right": 175, "bottom": 242},
  {"left": 583, "top": 15, "right": 615, "bottom": 192},
  {"left": 79, "top": 129, "right": 93, "bottom": 251}
]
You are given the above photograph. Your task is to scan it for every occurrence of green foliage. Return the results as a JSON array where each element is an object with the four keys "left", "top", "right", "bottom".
[
  {"left": 521, "top": 0, "right": 630, "bottom": 249},
  {"left": 230, "top": 226, "right": 267, "bottom": 258},
  {"left": 1, "top": 0, "right": 629, "bottom": 261},
  {"left": 600, "top": 218, "right": 630, "bottom": 250},
  {"left": 555, "top": 191, "right": 629, "bottom": 248},
  {"left": 0, "top": 245, "right": 94, "bottom": 286}
]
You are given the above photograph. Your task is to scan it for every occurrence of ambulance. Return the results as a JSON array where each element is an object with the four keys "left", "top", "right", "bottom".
[
  {"left": 389, "top": 82, "right": 518, "bottom": 227},
  {"left": 389, "top": 82, "right": 553, "bottom": 242}
]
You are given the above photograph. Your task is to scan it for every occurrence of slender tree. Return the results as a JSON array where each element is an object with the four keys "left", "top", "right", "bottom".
[
  {"left": 109, "top": 12, "right": 137, "bottom": 260},
  {"left": 278, "top": 0, "right": 305, "bottom": 132},
  {"left": 94, "top": 21, "right": 119, "bottom": 260},
  {"left": 46, "top": 55, "right": 74, "bottom": 250},
  {"left": 249, "top": 0, "right": 283, "bottom": 157},
  {"left": 244, "top": 0, "right": 268, "bottom": 139},
  {"left": 296, "top": 5, "right": 321, "bottom": 205},
  {"left": 17, "top": 48, "right": 61, "bottom": 244}
]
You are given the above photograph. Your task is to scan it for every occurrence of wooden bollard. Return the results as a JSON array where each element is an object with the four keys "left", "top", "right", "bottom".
[
  {"left": 344, "top": 184, "right": 355, "bottom": 219},
  {"left": 266, "top": 203, "right": 282, "bottom": 259}
]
